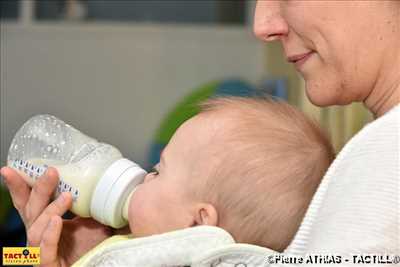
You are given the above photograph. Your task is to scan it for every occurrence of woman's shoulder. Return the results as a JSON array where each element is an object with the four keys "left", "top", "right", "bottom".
[
  {"left": 324, "top": 103, "right": 399, "bottom": 185},
  {"left": 355, "top": 103, "right": 399, "bottom": 140},
  {"left": 333, "top": 104, "right": 399, "bottom": 166},
  {"left": 352, "top": 104, "right": 398, "bottom": 141}
]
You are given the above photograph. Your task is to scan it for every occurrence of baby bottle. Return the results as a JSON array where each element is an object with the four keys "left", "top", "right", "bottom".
[{"left": 7, "top": 114, "right": 146, "bottom": 228}]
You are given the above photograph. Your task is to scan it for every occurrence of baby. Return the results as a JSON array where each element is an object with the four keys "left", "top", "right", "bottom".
[{"left": 126, "top": 96, "right": 335, "bottom": 252}]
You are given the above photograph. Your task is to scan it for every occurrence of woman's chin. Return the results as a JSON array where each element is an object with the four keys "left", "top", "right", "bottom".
[
  {"left": 305, "top": 82, "right": 345, "bottom": 107},
  {"left": 307, "top": 93, "right": 354, "bottom": 107}
]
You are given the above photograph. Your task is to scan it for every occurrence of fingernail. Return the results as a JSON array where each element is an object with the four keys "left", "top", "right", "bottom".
[
  {"left": 58, "top": 192, "right": 71, "bottom": 203},
  {"left": 44, "top": 168, "right": 52, "bottom": 176},
  {"left": 46, "top": 167, "right": 58, "bottom": 177},
  {"left": 57, "top": 192, "right": 66, "bottom": 203}
]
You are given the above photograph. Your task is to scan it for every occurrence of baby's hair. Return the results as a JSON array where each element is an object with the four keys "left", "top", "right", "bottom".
[{"left": 197, "top": 96, "right": 335, "bottom": 251}]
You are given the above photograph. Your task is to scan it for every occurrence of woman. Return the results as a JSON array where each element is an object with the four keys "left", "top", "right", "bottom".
[
  {"left": 1, "top": 1, "right": 399, "bottom": 265},
  {"left": 254, "top": 0, "right": 399, "bottom": 257}
]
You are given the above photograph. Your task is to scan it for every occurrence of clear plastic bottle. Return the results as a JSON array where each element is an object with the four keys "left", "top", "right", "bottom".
[{"left": 7, "top": 114, "right": 146, "bottom": 228}]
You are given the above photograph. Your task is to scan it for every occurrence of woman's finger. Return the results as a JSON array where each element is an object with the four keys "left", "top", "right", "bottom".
[
  {"left": 0, "top": 166, "right": 31, "bottom": 216},
  {"left": 27, "top": 192, "right": 72, "bottom": 246},
  {"left": 40, "top": 216, "right": 63, "bottom": 267},
  {"left": 25, "top": 168, "right": 60, "bottom": 227}
]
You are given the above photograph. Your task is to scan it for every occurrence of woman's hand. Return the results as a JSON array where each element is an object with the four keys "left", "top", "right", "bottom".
[{"left": 1, "top": 166, "right": 114, "bottom": 267}]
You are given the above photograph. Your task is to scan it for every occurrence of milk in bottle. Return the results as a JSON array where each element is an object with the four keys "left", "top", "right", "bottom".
[{"left": 7, "top": 114, "right": 146, "bottom": 228}]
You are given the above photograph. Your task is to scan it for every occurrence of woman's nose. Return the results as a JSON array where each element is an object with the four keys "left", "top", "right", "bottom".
[{"left": 253, "top": 0, "right": 289, "bottom": 42}]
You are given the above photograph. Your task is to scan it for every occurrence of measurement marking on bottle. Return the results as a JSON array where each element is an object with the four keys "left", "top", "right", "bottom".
[{"left": 12, "top": 159, "right": 79, "bottom": 201}]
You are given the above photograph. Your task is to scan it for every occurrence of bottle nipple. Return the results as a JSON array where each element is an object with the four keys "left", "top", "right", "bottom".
[{"left": 122, "top": 189, "right": 135, "bottom": 220}]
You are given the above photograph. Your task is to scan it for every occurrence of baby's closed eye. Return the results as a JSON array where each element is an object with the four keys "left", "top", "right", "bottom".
[{"left": 150, "top": 164, "right": 160, "bottom": 175}]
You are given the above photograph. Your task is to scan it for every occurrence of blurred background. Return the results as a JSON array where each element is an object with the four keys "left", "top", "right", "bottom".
[{"left": 0, "top": 0, "right": 371, "bottom": 248}]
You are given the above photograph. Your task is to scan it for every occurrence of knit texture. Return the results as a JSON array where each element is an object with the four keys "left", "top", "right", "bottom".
[{"left": 285, "top": 105, "right": 399, "bottom": 258}]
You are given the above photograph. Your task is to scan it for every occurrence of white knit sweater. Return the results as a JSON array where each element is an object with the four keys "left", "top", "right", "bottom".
[{"left": 285, "top": 104, "right": 399, "bottom": 257}]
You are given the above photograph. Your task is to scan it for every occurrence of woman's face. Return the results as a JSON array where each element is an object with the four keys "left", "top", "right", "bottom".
[{"left": 254, "top": 1, "right": 397, "bottom": 107}]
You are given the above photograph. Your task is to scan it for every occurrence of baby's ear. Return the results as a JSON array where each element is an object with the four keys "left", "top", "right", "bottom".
[{"left": 193, "top": 203, "right": 218, "bottom": 226}]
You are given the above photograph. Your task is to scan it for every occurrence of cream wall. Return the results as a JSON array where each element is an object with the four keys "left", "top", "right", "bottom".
[{"left": 0, "top": 22, "right": 264, "bottom": 167}]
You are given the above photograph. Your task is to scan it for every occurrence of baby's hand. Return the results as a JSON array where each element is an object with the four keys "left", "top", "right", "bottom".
[{"left": 1, "top": 167, "right": 113, "bottom": 266}]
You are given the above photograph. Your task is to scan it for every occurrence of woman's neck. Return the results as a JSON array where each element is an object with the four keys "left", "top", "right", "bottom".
[
  {"left": 364, "top": 11, "right": 400, "bottom": 118},
  {"left": 365, "top": 75, "right": 400, "bottom": 118},
  {"left": 364, "top": 36, "right": 400, "bottom": 118}
]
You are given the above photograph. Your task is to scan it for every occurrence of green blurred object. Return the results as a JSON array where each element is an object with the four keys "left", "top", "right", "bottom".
[
  {"left": 155, "top": 81, "right": 218, "bottom": 144},
  {"left": 0, "top": 184, "right": 12, "bottom": 225}
]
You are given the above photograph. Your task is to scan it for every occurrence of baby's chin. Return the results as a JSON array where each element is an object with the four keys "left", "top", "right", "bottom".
[
  {"left": 128, "top": 224, "right": 154, "bottom": 238},
  {"left": 128, "top": 220, "right": 136, "bottom": 235},
  {"left": 127, "top": 219, "right": 178, "bottom": 238},
  {"left": 126, "top": 203, "right": 151, "bottom": 237}
]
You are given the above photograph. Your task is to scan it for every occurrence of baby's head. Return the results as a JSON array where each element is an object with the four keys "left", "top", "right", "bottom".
[{"left": 127, "top": 96, "right": 334, "bottom": 251}]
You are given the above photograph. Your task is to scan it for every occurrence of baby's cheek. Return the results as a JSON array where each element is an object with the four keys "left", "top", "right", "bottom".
[
  {"left": 128, "top": 188, "right": 151, "bottom": 236},
  {"left": 128, "top": 190, "right": 143, "bottom": 231}
]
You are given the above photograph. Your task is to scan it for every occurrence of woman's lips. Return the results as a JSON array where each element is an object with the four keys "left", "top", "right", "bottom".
[{"left": 287, "top": 52, "right": 314, "bottom": 68}]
